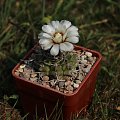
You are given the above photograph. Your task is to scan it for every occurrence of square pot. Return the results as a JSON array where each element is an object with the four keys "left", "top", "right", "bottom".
[{"left": 12, "top": 45, "right": 102, "bottom": 120}]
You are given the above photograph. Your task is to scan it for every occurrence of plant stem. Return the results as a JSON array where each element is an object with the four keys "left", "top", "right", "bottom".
[{"left": 42, "top": 0, "right": 46, "bottom": 19}]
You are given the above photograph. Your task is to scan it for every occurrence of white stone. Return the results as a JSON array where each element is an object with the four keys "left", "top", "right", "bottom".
[
  {"left": 55, "top": 85, "right": 60, "bottom": 91},
  {"left": 75, "top": 80, "right": 81, "bottom": 84},
  {"left": 18, "top": 68, "right": 24, "bottom": 73},
  {"left": 30, "top": 77, "right": 37, "bottom": 82},
  {"left": 88, "top": 57, "right": 93, "bottom": 62},
  {"left": 66, "top": 85, "right": 74, "bottom": 91},
  {"left": 81, "top": 59, "right": 87, "bottom": 64},
  {"left": 20, "top": 64, "right": 26, "bottom": 69},
  {"left": 77, "top": 74, "right": 84, "bottom": 81},
  {"left": 31, "top": 73, "right": 37, "bottom": 78},
  {"left": 73, "top": 83, "right": 79, "bottom": 88},
  {"left": 65, "top": 80, "right": 72, "bottom": 86},
  {"left": 81, "top": 55, "right": 87, "bottom": 60},
  {"left": 85, "top": 52, "right": 92, "bottom": 57},
  {"left": 82, "top": 67, "right": 91, "bottom": 73},
  {"left": 50, "top": 80, "right": 56, "bottom": 86},
  {"left": 15, "top": 71, "right": 19, "bottom": 76},
  {"left": 42, "top": 76, "right": 49, "bottom": 81}
]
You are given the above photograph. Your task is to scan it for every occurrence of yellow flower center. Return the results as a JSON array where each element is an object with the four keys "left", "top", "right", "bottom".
[{"left": 53, "top": 33, "right": 63, "bottom": 43}]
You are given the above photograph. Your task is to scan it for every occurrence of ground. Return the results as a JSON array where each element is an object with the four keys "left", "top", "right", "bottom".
[{"left": 0, "top": 0, "right": 120, "bottom": 120}]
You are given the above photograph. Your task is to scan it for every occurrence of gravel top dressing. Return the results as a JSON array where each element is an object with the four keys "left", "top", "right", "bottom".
[{"left": 14, "top": 46, "right": 97, "bottom": 94}]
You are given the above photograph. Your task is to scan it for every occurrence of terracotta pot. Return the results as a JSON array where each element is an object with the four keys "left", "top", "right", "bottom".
[{"left": 12, "top": 45, "right": 102, "bottom": 120}]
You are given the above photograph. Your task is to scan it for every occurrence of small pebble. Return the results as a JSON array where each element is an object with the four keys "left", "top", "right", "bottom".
[
  {"left": 64, "top": 90, "right": 69, "bottom": 94},
  {"left": 73, "top": 83, "right": 79, "bottom": 88},
  {"left": 71, "top": 72, "right": 78, "bottom": 78},
  {"left": 46, "top": 84, "right": 50, "bottom": 88},
  {"left": 65, "top": 80, "right": 72, "bottom": 86},
  {"left": 81, "top": 59, "right": 87, "bottom": 64},
  {"left": 30, "top": 77, "right": 37, "bottom": 82},
  {"left": 66, "top": 85, "right": 74, "bottom": 92},
  {"left": 50, "top": 80, "right": 56, "bottom": 86},
  {"left": 64, "top": 76, "right": 72, "bottom": 81},
  {"left": 42, "top": 82, "right": 47, "bottom": 86},
  {"left": 76, "top": 74, "right": 84, "bottom": 81},
  {"left": 31, "top": 73, "right": 37, "bottom": 78},
  {"left": 58, "top": 81, "right": 65, "bottom": 88},
  {"left": 24, "top": 67, "right": 33, "bottom": 73},
  {"left": 42, "top": 76, "right": 49, "bottom": 81},
  {"left": 15, "top": 71, "right": 20, "bottom": 76},
  {"left": 55, "top": 85, "right": 60, "bottom": 91},
  {"left": 93, "top": 57, "right": 96, "bottom": 60},
  {"left": 24, "top": 73, "right": 30, "bottom": 78},
  {"left": 68, "top": 90, "right": 73, "bottom": 94},
  {"left": 88, "top": 57, "right": 94, "bottom": 62},
  {"left": 18, "top": 68, "right": 24, "bottom": 73},
  {"left": 81, "top": 55, "right": 87, "bottom": 60},
  {"left": 59, "top": 88, "right": 64, "bottom": 92},
  {"left": 88, "top": 64, "right": 92, "bottom": 69},
  {"left": 82, "top": 67, "right": 90, "bottom": 73},
  {"left": 75, "top": 80, "right": 81, "bottom": 84},
  {"left": 85, "top": 52, "right": 92, "bottom": 57},
  {"left": 20, "top": 64, "right": 26, "bottom": 69}
]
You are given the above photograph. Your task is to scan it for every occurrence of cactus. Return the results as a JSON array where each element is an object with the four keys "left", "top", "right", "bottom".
[{"left": 31, "top": 46, "right": 78, "bottom": 79}]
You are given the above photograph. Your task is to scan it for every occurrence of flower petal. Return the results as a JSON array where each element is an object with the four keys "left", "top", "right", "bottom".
[
  {"left": 67, "top": 25, "right": 78, "bottom": 31},
  {"left": 66, "top": 26, "right": 79, "bottom": 37},
  {"left": 50, "top": 44, "right": 59, "bottom": 56},
  {"left": 38, "top": 32, "right": 52, "bottom": 39},
  {"left": 42, "top": 25, "right": 55, "bottom": 35},
  {"left": 43, "top": 42, "right": 53, "bottom": 50},
  {"left": 62, "top": 32, "right": 67, "bottom": 41},
  {"left": 39, "top": 39, "right": 51, "bottom": 45},
  {"left": 57, "top": 23, "right": 66, "bottom": 33},
  {"left": 60, "top": 20, "right": 71, "bottom": 29},
  {"left": 50, "top": 20, "right": 66, "bottom": 34},
  {"left": 66, "top": 36, "right": 79, "bottom": 43},
  {"left": 66, "top": 30, "right": 79, "bottom": 37},
  {"left": 39, "top": 39, "right": 53, "bottom": 50},
  {"left": 60, "top": 42, "right": 74, "bottom": 52},
  {"left": 51, "top": 21, "right": 60, "bottom": 30}
]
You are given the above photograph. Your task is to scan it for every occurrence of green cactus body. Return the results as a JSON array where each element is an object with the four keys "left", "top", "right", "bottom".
[{"left": 32, "top": 47, "right": 78, "bottom": 79}]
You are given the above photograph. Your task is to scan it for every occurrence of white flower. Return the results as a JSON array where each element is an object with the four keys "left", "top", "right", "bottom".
[{"left": 38, "top": 20, "right": 79, "bottom": 56}]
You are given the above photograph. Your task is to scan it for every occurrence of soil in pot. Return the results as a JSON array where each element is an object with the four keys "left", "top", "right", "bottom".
[{"left": 14, "top": 45, "right": 97, "bottom": 94}]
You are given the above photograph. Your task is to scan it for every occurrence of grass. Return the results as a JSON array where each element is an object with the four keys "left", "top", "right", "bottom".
[{"left": 0, "top": 0, "right": 120, "bottom": 119}]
